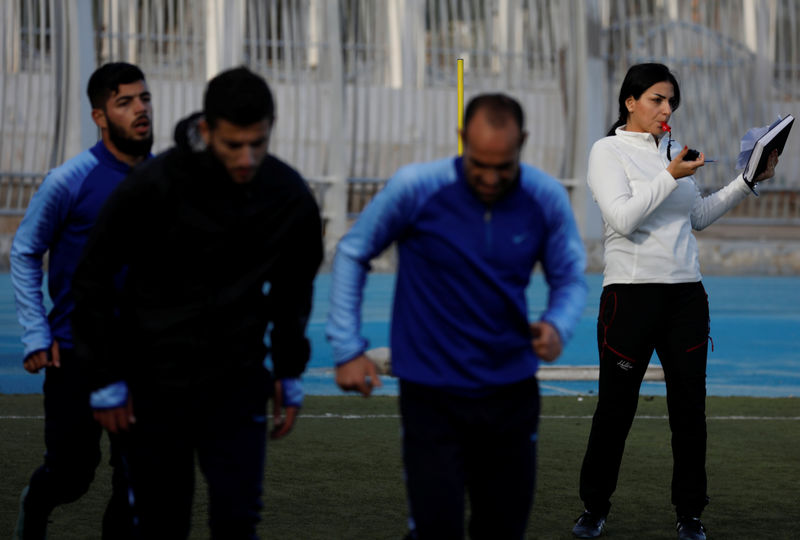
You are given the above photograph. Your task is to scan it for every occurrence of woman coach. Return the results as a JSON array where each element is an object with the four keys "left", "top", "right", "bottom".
[{"left": 571, "top": 63, "right": 779, "bottom": 540}]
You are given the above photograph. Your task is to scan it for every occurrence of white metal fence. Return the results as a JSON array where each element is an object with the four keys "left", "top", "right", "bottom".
[{"left": 2, "top": 0, "right": 800, "bottom": 238}]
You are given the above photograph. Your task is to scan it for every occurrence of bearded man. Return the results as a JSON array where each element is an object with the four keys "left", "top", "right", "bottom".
[{"left": 11, "top": 62, "right": 153, "bottom": 540}]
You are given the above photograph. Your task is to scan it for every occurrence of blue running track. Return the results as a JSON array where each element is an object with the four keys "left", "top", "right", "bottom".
[{"left": 1, "top": 273, "right": 798, "bottom": 397}]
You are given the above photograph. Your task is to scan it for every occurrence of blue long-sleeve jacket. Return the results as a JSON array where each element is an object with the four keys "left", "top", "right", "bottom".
[
  {"left": 10, "top": 141, "right": 139, "bottom": 358},
  {"left": 326, "top": 156, "right": 588, "bottom": 391}
]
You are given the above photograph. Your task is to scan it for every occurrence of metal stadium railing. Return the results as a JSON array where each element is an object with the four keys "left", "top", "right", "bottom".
[{"left": 2, "top": 0, "right": 799, "bottom": 231}]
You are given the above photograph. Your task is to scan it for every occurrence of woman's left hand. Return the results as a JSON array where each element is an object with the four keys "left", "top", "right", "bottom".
[{"left": 754, "top": 149, "right": 780, "bottom": 183}]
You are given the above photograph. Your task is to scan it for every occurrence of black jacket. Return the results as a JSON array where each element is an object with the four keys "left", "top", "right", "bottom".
[{"left": 72, "top": 115, "right": 323, "bottom": 391}]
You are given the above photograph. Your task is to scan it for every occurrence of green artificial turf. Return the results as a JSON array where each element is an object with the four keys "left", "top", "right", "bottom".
[{"left": 1, "top": 394, "right": 798, "bottom": 539}]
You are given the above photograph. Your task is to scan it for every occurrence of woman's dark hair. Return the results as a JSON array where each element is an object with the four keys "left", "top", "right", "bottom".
[
  {"left": 204, "top": 66, "right": 274, "bottom": 128},
  {"left": 607, "top": 63, "right": 680, "bottom": 136}
]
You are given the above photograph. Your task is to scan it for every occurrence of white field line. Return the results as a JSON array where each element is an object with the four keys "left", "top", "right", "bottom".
[
  {"left": 1, "top": 414, "right": 798, "bottom": 421},
  {"left": 294, "top": 415, "right": 800, "bottom": 421}
]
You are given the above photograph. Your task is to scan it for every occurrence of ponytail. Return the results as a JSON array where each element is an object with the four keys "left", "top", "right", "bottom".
[{"left": 607, "top": 114, "right": 627, "bottom": 136}]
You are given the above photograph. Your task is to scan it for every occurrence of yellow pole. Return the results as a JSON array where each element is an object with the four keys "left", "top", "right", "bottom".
[{"left": 457, "top": 58, "right": 464, "bottom": 155}]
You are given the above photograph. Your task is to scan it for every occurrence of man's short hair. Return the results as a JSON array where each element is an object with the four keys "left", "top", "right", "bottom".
[
  {"left": 87, "top": 62, "right": 146, "bottom": 109},
  {"left": 463, "top": 93, "right": 525, "bottom": 132},
  {"left": 204, "top": 67, "right": 275, "bottom": 128}
]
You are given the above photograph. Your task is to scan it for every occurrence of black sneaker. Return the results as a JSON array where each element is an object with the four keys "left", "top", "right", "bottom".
[
  {"left": 676, "top": 516, "right": 707, "bottom": 540},
  {"left": 572, "top": 510, "right": 606, "bottom": 538}
]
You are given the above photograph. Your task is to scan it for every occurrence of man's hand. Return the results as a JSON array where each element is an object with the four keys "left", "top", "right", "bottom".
[
  {"left": 93, "top": 396, "right": 135, "bottom": 434},
  {"left": 271, "top": 379, "right": 299, "bottom": 440},
  {"left": 335, "top": 354, "right": 382, "bottom": 397},
  {"left": 530, "top": 321, "right": 563, "bottom": 363},
  {"left": 23, "top": 341, "right": 61, "bottom": 373}
]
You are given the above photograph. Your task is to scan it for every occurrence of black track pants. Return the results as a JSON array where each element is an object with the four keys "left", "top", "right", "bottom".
[
  {"left": 579, "top": 282, "right": 710, "bottom": 518},
  {"left": 400, "top": 377, "right": 540, "bottom": 540},
  {"left": 22, "top": 349, "right": 133, "bottom": 540}
]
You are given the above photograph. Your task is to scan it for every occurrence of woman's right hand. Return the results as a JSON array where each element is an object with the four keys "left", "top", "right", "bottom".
[{"left": 666, "top": 145, "right": 705, "bottom": 179}]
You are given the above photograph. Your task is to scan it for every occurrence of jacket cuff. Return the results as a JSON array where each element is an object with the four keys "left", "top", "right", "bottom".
[
  {"left": 22, "top": 345, "right": 51, "bottom": 364},
  {"left": 334, "top": 348, "right": 368, "bottom": 368},
  {"left": 738, "top": 173, "right": 759, "bottom": 196},
  {"left": 281, "top": 378, "right": 304, "bottom": 408},
  {"left": 23, "top": 335, "right": 52, "bottom": 361},
  {"left": 90, "top": 381, "right": 129, "bottom": 410}
]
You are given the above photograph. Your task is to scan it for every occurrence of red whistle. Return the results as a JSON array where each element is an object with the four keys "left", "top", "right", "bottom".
[{"left": 660, "top": 121, "right": 671, "bottom": 132}]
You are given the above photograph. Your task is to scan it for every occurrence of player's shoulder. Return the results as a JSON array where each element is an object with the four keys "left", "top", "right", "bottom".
[
  {"left": 30, "top": 148, "right": 103, "bottom": 207},
  {"left": 258, "top": 154, "right": 317, "bottom": 205},
  {"left": 112, "top": 149, "right": 166, "bottom": 192},
  {"left": 591, "top": 134, "right": 618, "bottom": 150},
  {"left": 262, "top": 155, "right": 320, "bottom": 211},
  {"left": 262, "top": 154, "right": 307, "bottom": 186},
  {"left": 589, "top": 134, "right": 634, "bottom": 159},
  {"left": 43, "top": 148, "right": 101, "bottom": 189},
  {"left": 395, "top": 156, "right": 455, "bottom": 178},
  {"left": 518, "top": 163, "right": 569, "bottom": 201},
  {"left": 387, "top": 156, "right": 457, "bottom": 195},
  {"left": 370, "top": 157, "right": 456, "bottom": 214}
]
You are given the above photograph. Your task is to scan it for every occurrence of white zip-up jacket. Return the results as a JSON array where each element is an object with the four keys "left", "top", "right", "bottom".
[{"left": 588, "top": 128, "right": 751, "bottom": 286}]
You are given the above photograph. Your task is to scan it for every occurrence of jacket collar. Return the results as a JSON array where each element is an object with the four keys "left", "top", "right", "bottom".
[
  {"left": 91, "top": 140, "right": 151, "bottom": 173},
  {"left": 454, "top": 155, "right": 522, "bottom": 208},
  {"left": 613, "top": 127, "right": 664, "bottom": 151}
]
